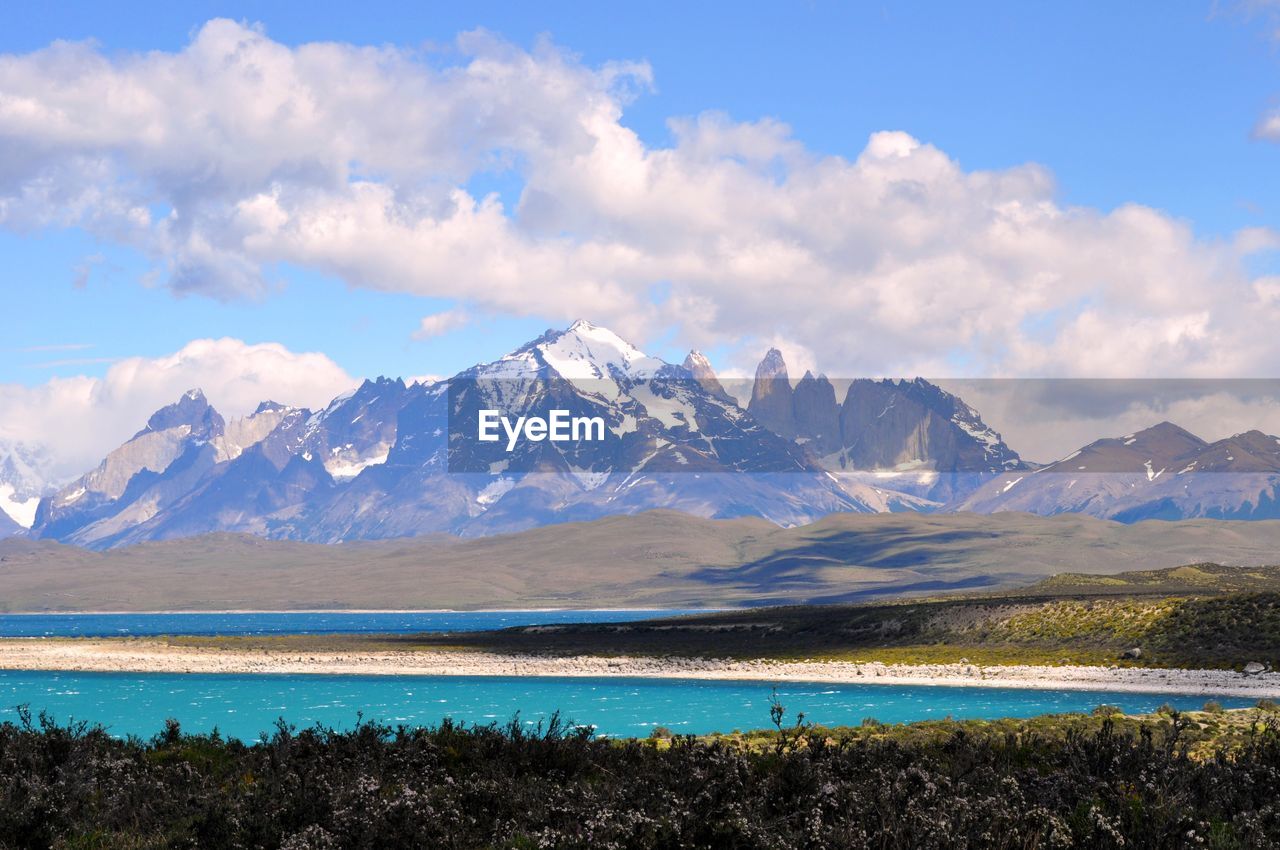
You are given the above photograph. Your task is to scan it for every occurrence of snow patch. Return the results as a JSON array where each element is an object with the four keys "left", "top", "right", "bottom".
[
  {"left": 630, "top": 382, "right": 699, "bottom": 431},
  {"left": 325, "top": 449, "right": 390, "bottom": 481},
  {"left": 571, "top": 470, "right": 610, "bottom": 491},
  {"left": 476, "top": 477, "right": 514, "bottom": 506},
  {"left": 0, "top": 484, "right": 39, "bottom": 528}
]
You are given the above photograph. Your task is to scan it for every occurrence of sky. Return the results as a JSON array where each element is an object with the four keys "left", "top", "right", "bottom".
[{"left": 4, "top": 0, "right": 1280, "bottom": 479}]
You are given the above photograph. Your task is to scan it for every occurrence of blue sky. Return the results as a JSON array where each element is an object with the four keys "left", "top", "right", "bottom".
[{"left": 2, "top": 0, "right": 1280, "bottom": 389}]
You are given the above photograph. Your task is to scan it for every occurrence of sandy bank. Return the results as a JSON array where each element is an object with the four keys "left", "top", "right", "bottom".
[{"left": 0, "top": 638, "right": 1277, "bottom": 698}]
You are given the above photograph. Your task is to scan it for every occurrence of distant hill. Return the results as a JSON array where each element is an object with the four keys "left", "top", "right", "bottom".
[{"left": 7, "top": 511, "right": 1280, "bottom": 611}]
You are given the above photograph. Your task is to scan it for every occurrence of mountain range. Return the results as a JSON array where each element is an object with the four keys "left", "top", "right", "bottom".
[{"left": 5, "top": 320, "right": 1280, "bottom": 549}]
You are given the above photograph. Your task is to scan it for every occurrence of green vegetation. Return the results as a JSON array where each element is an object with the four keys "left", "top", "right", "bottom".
[
  {"left": 4, "top": 706, "right": 1280, "bottom": 848},
  {"left": 369, "top": 566, "right": 1280, "bottom": 669},
  {"left": 1024, "top": 562, "right": 1280, "bottom": 596}
]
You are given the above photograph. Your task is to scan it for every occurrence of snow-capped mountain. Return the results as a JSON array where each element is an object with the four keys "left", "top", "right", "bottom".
[
  {"left": 308, "top": 320, "right": 868, "bottom": 542},
  {"left": 27, "top": 322, "right": 873, "bottom": 548},
  {"left": 956, "top": 422, "right": 1280, "bottom": 520},
  {"left": 27, "top": 320, "right": 1280, "bottom": 549},
  {"left": 0, "top": 440, "right": 50, "bottom": 533},
  {"left": 450, "top": 321, "right": 820, "bottom": 477}
]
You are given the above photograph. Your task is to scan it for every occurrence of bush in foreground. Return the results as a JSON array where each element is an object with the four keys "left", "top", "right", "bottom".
[{"left": 1, "top": 707, "right": 1280, "bottom": 848}]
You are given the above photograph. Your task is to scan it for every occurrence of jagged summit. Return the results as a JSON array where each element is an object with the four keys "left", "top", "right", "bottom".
[
  {"left": 747, "top": 348, "right": 796, "bottom": 438},
  {"left": 682, "top": 350, "right": 733, "bottom": 403},
  {"left": 136, "top": 389, "right": 223, "bottom": 439},
  {"left": 741, "top": 347, "right": 1024, "bottom": 499},
  {"left": 754, "top": 348, "right": 789, "bottom": 381}
]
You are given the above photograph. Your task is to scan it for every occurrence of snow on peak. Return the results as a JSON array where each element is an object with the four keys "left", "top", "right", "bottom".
[
  {"left": 481, "top": 321, "right": 665, "bottom": 385},
  {"left": 683, "top": 350, "right": 713, "bottom": 370},
  {"left": 538, "top": 321, "right": 664, "bottom": 380}
]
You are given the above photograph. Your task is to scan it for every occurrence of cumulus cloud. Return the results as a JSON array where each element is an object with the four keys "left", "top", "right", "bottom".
[
  {"left": 411, "top": 308, "right": 470, "bottom": 340},
  {"left": 0, "top": 338, "right": 356, "bottom": 485},
  {"left": 1, "top": 20, "right": 1279, "bottom": 378}
]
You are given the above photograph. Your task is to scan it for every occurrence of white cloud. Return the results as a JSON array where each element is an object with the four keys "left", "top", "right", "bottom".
[
  {"left": 1, "top": 20, "right": 1279, "bottom": 379},
  {"left": 411, "top": 308, "right": 470, "bottom": 340},
  {"left": 1255, "top": 109, "right": 1280, "bottom": 141},
  {"left": 0, "top": 338, "right": 356, "bottom": 486}
]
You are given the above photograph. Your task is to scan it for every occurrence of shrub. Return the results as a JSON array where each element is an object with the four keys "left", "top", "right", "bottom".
[{"left": 0, "top": 711, "right": 1278, "bottom": 848}]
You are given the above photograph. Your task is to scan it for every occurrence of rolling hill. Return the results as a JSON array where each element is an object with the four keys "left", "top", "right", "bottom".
[{"left": 6, "top": 510, "right": 1280, "bottom": 611}]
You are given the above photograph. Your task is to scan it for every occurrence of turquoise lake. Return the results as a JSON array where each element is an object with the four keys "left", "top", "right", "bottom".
[{"left": 0, "top": 670, "right": 1250, "bottom": 740}]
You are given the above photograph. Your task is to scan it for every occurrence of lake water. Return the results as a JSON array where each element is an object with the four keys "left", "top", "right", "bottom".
[
  {"left": 0, "top": 670, "right": 1250, "bottom": 741},
  {"left": 0, "top": 610, "right": 714, "bottom": 637},
  {"left": 0, "top": 611, "right": 1252, "bottom": 739}
]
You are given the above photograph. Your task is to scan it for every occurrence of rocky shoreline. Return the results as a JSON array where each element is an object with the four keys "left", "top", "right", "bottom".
[{"left": 0, "top": 638, "right": 1277, "bottom": 698}]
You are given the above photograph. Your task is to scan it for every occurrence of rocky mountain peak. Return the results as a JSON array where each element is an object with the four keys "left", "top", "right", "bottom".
[
  {"left": 754, "top": 348, "right": 789, "bottom": 382},
  {"left": 748, "top": 348, "right": 795, "bottom": 438},
  {"left": 682, "top": 350, "right": 732, "bottom": 403},
  {"left": 138, "top": 389, "right": 224, "bottom": 439},
  {"left": 791, "top": 372, "right": 840, "bottom": 453},
  {"left": 1132, "top": 421, "right": 1205, "bottom": 444},
  {"left": 683, "top": 350, "right": 713, "bottom": 371},
  {"left": 1049, "top": 421, "right": 1209, "bottom": 472}
]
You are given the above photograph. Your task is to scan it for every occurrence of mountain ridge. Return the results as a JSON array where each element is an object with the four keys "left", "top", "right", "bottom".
[{"left": 9, "top": 321, "right": 1280, "bottom": 545}]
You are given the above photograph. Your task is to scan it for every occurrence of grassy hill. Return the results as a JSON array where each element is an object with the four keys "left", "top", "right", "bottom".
[
  {"left": 1022, "top": 562, "right": 1280, "bottom": 596},
  {"left": 392, "top": 563, "right": 1280, "bottom": 669},
  {"left": 6, "top": 511, "right": 1280, "bottom": 610}
]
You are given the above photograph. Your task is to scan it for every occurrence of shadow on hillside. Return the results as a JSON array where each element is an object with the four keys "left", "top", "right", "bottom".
[{"left": 687, "top": 527, "right": 1000, "bottom": 596}]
